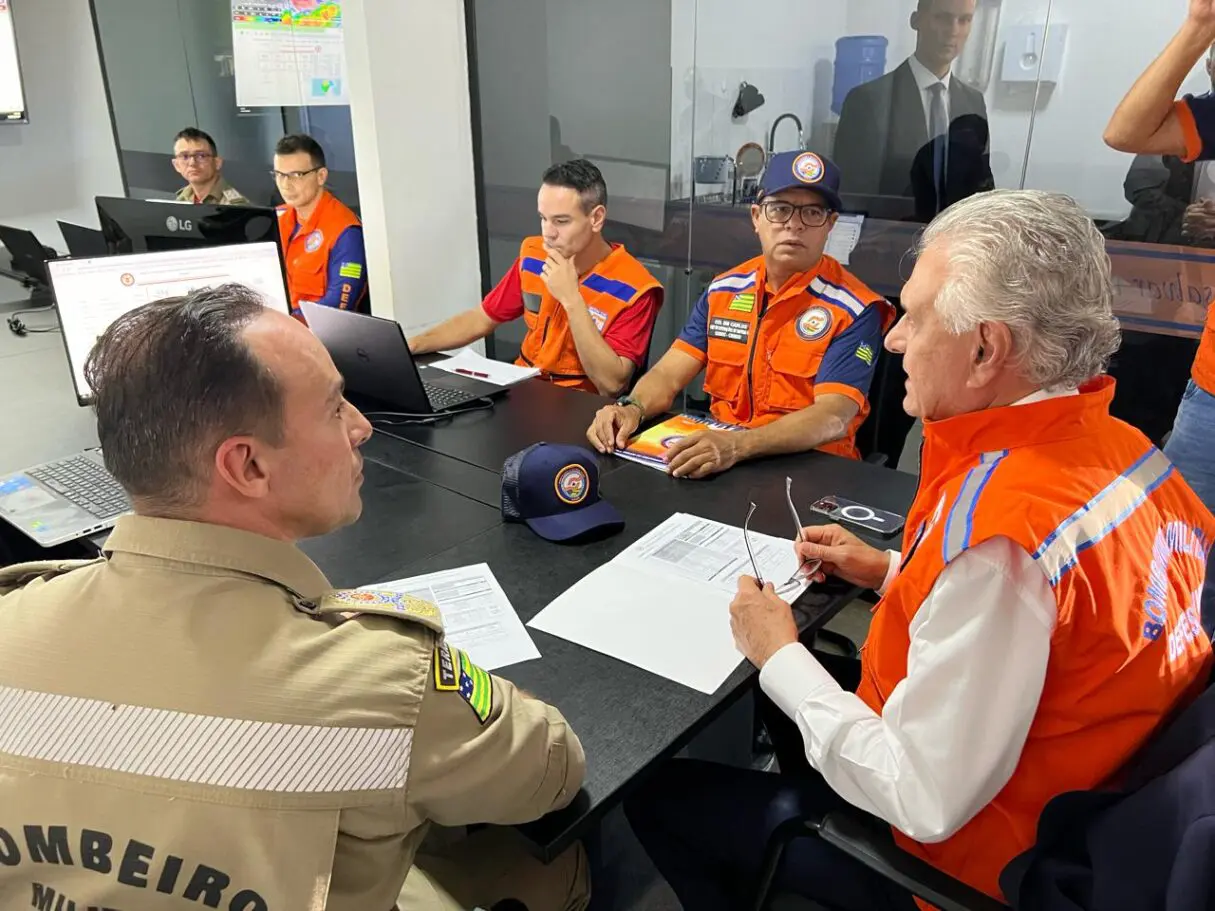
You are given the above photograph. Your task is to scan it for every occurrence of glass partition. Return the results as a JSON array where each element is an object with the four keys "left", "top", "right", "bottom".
[{"left": 90, "top": 0, "right": 359, "bottom": 211}]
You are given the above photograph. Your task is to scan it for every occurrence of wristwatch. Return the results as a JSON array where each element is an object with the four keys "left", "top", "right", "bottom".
[{"left": 615, "top": 395, "right": 646, "bottom": 421}]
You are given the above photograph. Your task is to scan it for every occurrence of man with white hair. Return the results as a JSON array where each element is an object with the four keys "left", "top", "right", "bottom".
[{"left": 625, "top": 190, "right": 1215, "bottom": 909}]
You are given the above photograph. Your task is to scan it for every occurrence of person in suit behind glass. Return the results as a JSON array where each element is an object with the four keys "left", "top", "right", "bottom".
[{"left": 834, "top": 0, "right": 994, "bottom": 219}]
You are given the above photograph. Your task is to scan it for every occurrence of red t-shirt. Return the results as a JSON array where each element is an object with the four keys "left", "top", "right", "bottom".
[{"left": 481, "top": 257, "right": 660, "bottom": 366}]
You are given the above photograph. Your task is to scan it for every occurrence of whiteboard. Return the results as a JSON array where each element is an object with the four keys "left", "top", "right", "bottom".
[
  {"left": 0, "top": 0, "right": 27, "bottom": 123},
  {"left": 231, "top": 0, "right": 348, "bottom": 108}
]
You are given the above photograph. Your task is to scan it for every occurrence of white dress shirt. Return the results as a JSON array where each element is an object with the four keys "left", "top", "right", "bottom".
[
  {"left": 907, "top": 54, "right": 951, "bottom": 135},
  {"left": 760, "top": 388, "right": 1078, "bottom": 843}
]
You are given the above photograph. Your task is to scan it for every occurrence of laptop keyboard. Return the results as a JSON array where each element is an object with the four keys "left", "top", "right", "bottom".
[
  {"left": 423, "top": 382, "right": 480, "bottom": 411},
  {"left": 28, "top": 455, "right": 131, "bottom": 519}
]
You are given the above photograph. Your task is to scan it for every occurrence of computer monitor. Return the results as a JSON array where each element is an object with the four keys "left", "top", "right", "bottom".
[
  {"left": 0, "top": 223, "right": 55, "bottom": 285},
  {"left": 47, "top": 242, "right": 292, "bottom": 406},
  {"left": 57, "top": 221, "right": 109, "bottom": 259},
  {"left": 95, "top": 197, "right": 280, "bottom": 256}
]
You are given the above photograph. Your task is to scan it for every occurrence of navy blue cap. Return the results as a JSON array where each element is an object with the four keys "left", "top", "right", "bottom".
[
  {"left": 501, "top": 443, "right": 624, "bottom": 542},
  {"left": 758, "top": 150, "right": 842, "bottom": 212}
]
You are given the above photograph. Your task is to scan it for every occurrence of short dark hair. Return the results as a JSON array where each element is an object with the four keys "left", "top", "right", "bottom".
[
  {"left": 83, "top": 285, "right": 284, "bottom": 512},
  {"left": 541, "top": 159, "right": 607, "bottom": 213},
  {"left": 275, "top": 133, "right": 326, "bottom": 169},
  {"left": 174, "top": 127, "right": 217, "bottom": 156}
]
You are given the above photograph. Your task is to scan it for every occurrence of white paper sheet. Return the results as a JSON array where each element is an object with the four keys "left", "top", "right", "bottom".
[
  {"left": 429, "top": 349, "right": 541, "bottom": 387},
  {"left": 369, "top": 564, "right": 540, "bottom": 671},
  {"left": 825, "top": 213, "right": 865, "bottom": 265},
  {"left": 527, "top": 514, "right": 808, "bottom": 694}
]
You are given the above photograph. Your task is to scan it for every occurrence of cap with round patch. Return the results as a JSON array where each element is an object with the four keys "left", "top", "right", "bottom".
[
  {"left": 501, "top": 443, "right": 624, "bottom": 542},
  {"left": 759, "top": 150, "right": 843, "bottom": 212}
]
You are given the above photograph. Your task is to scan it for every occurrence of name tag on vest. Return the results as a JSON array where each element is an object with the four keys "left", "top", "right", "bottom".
[{"left": 708, "top": 317, "right": 750, "bottom": 344}]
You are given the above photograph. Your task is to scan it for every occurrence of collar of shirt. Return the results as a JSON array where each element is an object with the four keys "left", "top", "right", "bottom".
[
  {"left": 1012, "top": 386, "right": 1079, "bottom": 406},
  {"left": 175, "top": 176, "right": 231, "bottom": 205},
  {"left": 908, "top": 54, "right": 951, "bottom": 129},
  {"left": 103, "top": 514, "right": 332, "bottom": 600}
]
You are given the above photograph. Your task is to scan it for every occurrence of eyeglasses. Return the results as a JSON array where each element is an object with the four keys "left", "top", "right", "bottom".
[
  {"left": 742, "top": 477, "right": 823, "bottom": 596},
  {"left": 761, "top": 200, "right": 832, "bottom": 228},
  {"left": 270, "top": 167, "right": 322, "bottom": 183},
  {"left": 172, "top": 152, "right": 214, "bottom": 164}
]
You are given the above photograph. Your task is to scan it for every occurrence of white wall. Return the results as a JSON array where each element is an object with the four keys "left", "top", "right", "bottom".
[
  {"left": 0, "top": 0, "right": 124, "bottom": 250},
  {"left": 343, "top": 0, "right": 482, "bottom": 333},
  {"left": 678, "top": 0, "right": 1210, "bottom": 218},
  {"left": 670, "top": 0, "right": 849, "bottom": 200}
]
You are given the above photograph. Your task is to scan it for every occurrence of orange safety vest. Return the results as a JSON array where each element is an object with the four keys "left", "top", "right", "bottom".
[
  {"left": 677, "top": 254, "right": 893, "bottom": 459},
  {"left": 276, "top": 190, "right": 364, "bottom": 322},
  {"left": 1192, "top": 317, "right": 1215, "bottom": 395},
  {"left": 857, "top": 376, "right": 1215, "bottom": 906},
  {"left": 515, "top": 237, "right": 662, "bottom": 392}
]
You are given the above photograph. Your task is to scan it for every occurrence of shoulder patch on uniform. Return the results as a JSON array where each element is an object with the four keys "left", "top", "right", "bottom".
[
  {"left": 316, "top": 588, "right": 445, "bottom": 633},
  {"left": 855, "top": 343, "right": 876, "bottom": 366},
  {"left": 457, "top": 649, "right": 493, "bottom": 724},
  {"left": 434, "top": 641, "right": 460, "bottom": 691},
  {"left": 338, "top": 261, "right": 363, "bottom": 279}
]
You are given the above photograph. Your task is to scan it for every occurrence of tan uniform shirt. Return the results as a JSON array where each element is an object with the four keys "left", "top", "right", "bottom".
[
  {"left": 0, "top": 516, "right": 584, "bottom": 910},
  {"left": 174, "top": 176, "right": 250, "bottom": 205}
]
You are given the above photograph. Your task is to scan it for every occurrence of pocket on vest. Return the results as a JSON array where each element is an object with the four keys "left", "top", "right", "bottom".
[
  {"left": 766, "top": 344, "right": 824, "bottom": 413},
  {"left": 704, "top": 339, "right": 747, "bottom": 406}
]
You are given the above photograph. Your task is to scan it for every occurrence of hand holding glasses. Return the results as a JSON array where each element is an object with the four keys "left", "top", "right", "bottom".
[{"left": 742, "top": 477, "right": 823, "bottom": 597}]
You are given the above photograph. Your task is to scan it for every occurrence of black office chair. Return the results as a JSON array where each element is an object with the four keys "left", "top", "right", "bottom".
[
  {"left": 855, "top": 304, "right": 916, "bottom": 469},
  {"left": 751, "top": 674, "right": 1215, "bottom": 911}
]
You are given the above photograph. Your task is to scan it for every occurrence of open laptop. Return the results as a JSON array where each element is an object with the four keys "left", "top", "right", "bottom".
[
  {"left": 57, "top": 221, "right": 109, "bottom": 259},
  {"left": 301, "top": 302, "right": 507, "bottom": 414},
  {"left": 0, "top": 223, "right": 56, "bottom": 285},
  {"left": 0, "top": 242, "right": 291, "bottom": 547}
]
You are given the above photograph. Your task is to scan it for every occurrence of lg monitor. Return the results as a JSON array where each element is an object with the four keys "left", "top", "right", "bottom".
[
  {"left": 95, "top": 197, "right": 281, "bottom": 256},
  {"left": 47, "top": 242, "right": 291, "bottom": 405}
]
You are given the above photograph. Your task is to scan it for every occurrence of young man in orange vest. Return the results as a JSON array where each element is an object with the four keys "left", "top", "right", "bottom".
[
  {"left": 408, "top": 160, "right": 662, "bottom": 397},
  {"left": 273, "top": 134, "right": 367, "bottom": 322},
  {"left": 1104, "top": 0, "right": 1215, "bottom": 637},
  {"left": 587, "top": 151, "right": 894, "bottom": 477},
  {"left": 626, "top": 191, "right": 1215, "bottom": 910}
]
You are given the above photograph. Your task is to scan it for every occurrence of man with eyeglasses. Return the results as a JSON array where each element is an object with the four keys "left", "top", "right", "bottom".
[
  {"left": 273, "top": 133, "right": 368, "bottom": 322},
  {"left": 171, "top": 127, "right": 250, "bottom": 206},
  {"left": 587, "top": 151, "right": 894, "bottom": 478}
]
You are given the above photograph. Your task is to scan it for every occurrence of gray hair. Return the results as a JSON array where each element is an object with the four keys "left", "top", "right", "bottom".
[{"left": 918, "top": 189, "right": 1121, "bottom": 390}]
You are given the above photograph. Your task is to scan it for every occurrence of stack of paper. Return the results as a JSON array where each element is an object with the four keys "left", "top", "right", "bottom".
[
  {"left": 825, "top": 213, "right": 865, "bottom": 265},
  {"left": 616, "top": 413, "right": 740, "bottom": 472},
  {"left": 429, "top": 349, "right": 540, "bottom": 387},
  {"left": 527, "top": 513, "right": 809, "bottom": 694},
  {"left": 366, "top": 564, "right": 540, "bottom": 670}
]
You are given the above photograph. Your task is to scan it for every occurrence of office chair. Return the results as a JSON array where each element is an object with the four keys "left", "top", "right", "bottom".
[
  {"left": 751, "top": 674, "right": 1215, "bottom": 911},
  {"left": 855, "top": 304, "right": 916, "bottom": 469}
]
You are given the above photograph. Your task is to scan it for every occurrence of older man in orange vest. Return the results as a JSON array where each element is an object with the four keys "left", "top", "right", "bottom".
[
  {"left": 408, "top": 159, "right": 662, "bottom": 398},
  {"left": 625, "top": 190, "right": 1215, "bottom": 911},
  {"left": 273, "top": 133, "right": 367, "bottom": 322}
]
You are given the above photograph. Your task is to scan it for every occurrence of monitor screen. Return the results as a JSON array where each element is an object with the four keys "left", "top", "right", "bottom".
[
  {"left": 95, "top": 197, "right": 281, "bottom": 256},
  {"left": 0, "top": 1, "right": 27, "bottom": 123},
  {"left": 47, "top": 242, "right": 291, "bottom": 405}
]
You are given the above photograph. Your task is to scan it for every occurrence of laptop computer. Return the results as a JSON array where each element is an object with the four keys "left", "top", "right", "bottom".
[
  {"left": 0, "top": 242, "right": 292, "bottom": 548},
  {"left": 57, "top": 221, "right": 109, "bottom": 258},
  {"left": 300, "top": 302, "right": 507, "bottom": 414},
  {"left": 0, "top": 223, "right": 56, "bottom": 285}
]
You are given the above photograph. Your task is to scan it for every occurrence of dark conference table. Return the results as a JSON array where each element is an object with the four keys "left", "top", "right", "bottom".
[{"left": 334, "top": 380, "right": 919, "bottom": 861}]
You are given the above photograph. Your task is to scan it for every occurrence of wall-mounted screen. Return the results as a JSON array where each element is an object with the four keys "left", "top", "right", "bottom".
[{"left": 0, "top": 0, "right": 28, "bottom": 123}]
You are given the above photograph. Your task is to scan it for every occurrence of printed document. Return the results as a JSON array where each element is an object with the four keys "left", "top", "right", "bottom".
[
  {"left": 825, "top": 213, "right": 865, "bottom": 265},
  {"left": 369, "top": 564, "right": 540, "bottom": 670},
  {"left": 528, "top": 513, "right": 809, "bottom": 694},
  {"left": 430, "top": 349, "right": 540, "bottom": 387}
]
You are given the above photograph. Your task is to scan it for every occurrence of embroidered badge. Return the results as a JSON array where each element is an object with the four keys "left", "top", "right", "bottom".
[
  {"left": 458, "top": 649, "right": 494, "bottom": 724},
  {"left": 324, "top": 589, "right": 443, "bottom": 624},
  {"left": 554, "top": 464, "right": 589, "bottom": 505},
  {"left": 708, "top": 316, "right": 750, "bottom": 344},
  {"left": 434, "top": 641, "right": 459, "bottom": 691},
  {"left": 338, "top": 262, "right": 363, "bottom": 279},
  {"left": 795, "top": 306, "right": 833, "bottom": 342},
  {"left": 588, "top": 306, "right": 608, "bottom": 331},
  {"left": 305, "top": 229, "right": 325, "bottom": 253},
  {"left": 855, "top": 342, "right": 876, "bottom": 366},
  {"left": 792, "top": 152, "right": 825, "bottom": 184},
  {"left": 728, "top": 292, "right": 755, "bottom": 313}
]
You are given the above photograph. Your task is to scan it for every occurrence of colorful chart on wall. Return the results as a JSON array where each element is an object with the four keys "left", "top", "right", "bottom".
[
  {"left": 231, "top": 0, "right": 348, "bottom": 108},
  {"left": 0, "top": 0, "right": 29, "bottom": 123}
]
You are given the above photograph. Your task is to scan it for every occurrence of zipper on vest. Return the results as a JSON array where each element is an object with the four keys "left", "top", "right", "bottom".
[{"left": 744, "top": 292, "right": 768, "bottom": 422}]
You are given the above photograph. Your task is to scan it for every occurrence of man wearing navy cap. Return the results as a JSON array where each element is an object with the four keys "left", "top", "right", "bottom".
[{"left": 587, "top": 151, "right": 894, "bottom": 478}]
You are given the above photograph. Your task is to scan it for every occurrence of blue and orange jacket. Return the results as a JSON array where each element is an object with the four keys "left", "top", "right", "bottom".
[
  {"left": 516, "top": 236, "right": 662, "bottom": 392},
  {"left": 673, "top": 253, "right": 894, "bottom": 459},
  {"left": 276, "top": 190, "right": 366, "bottom": 322}
]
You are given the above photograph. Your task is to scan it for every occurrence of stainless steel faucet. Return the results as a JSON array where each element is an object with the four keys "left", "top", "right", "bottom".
[{"left": 768, "top": 113, "right": 804, "bottom": 155}]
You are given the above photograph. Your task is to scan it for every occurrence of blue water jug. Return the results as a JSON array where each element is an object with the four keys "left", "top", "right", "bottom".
[{"left": 832, "top": 36, "right": 889, "bottom": 116}]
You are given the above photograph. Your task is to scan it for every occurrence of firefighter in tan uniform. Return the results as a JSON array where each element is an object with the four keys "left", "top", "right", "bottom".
[{"left": 0, "top": 284, "right": 588, "bottom": 911}]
